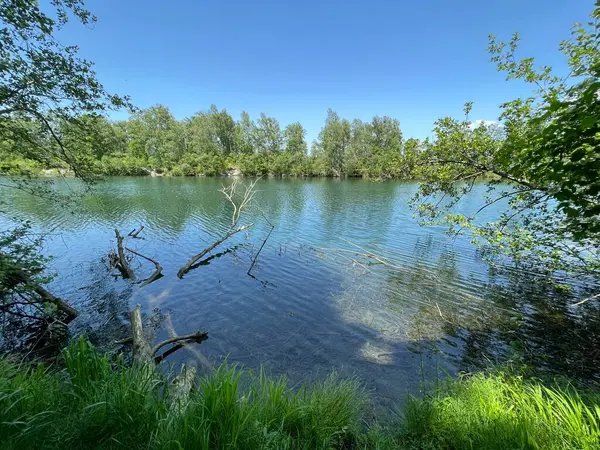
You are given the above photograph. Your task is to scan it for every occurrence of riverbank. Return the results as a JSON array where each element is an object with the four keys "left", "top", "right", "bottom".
[
  {"left": 0, "top": 153, "right": 417, "bottom": 180},
  {"left": 2, "top": 339, "right": 599, "bottom": 450}
]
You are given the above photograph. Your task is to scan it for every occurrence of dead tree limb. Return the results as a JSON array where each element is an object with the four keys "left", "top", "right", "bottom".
[
  {"left": 126, "top": 305, "right": 208, "bottom": 408},
  {"left": 128, "top": 305, "right": 208, "bottom": 365},
  {"left": 171, "top": 364, "right": 197, "bottom": 409},
  {"left": 4, "top": 264, "right": 79, "bottom": 321},
  {"left": 125, "top": 247, "right": 163, "bottom": 286},
  {"left": 33, "top": 284, "right": 79, "bottom": 321},
  {"left": 152, "top": 331, "right": 209, "bottom": 356},
  {"left": 130, "top": 304, "right": 152, "bottom": 363},
  {"left": 248, "top": 214, "right": 275, "bottom": 276},
  {"left": 177, "top": 224, "right": 252, "bottom": 278},
  {"left": 128, "top": 225, "right": 145, "bottom": 238},
  {"left": 114, "top": 229, "right": 135, "bottom": 280},
  {"left": 177, "top": 178, "right": 259, "bottom": 279}
]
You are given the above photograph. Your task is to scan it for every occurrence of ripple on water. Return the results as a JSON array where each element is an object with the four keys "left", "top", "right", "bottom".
[{"left": 2, "top": 177, "right": 598, "bottom": 411}]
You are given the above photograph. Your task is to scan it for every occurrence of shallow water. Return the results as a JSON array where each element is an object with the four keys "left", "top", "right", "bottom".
[{"left": 2, "top": 177, "right": 599, "bottom": 412}]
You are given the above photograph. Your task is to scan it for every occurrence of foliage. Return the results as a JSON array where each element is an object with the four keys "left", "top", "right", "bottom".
[
  {"left": 0, "top": 338, "right": 366, "bottom": 449},
  {"left": 411, "top": 3, "right": 600, "bottom": 282},
  {"left": 0, "top": 0, "right": 133, "bottom": 180},
  {"left": 11, "top": 103, "right": 420, "bottom": 179},
  {"left": 0, "top": 0, "right": 134, "bottom": 341},
  {"left": 2, "top": 339, "right": 600, "bottom": 450},
  {"left": 401, "top": 372, "right": 600, "bottom": 450}
]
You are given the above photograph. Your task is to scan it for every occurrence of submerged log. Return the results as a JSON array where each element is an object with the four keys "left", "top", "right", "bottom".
[
  {"left": 5, "top": 265, "right": 78, "bottom": 321},
  {"left": 130, "top": 304, "right": 152, "bottom": 363},
  {"left": 114, "top": 229, "right": 135, "bottom": 280},
  {"left": 126, "top": 304, "right": 208, "bottom": 406}
]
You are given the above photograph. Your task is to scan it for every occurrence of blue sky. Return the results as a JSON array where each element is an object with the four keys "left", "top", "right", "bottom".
[{"left": 55, "top": 0, "right": 591, "bottom": 143}]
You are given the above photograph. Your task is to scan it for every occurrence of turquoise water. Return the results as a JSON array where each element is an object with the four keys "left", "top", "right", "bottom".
[{"left": 2, "top": 177, "right": 599, "bottom": 411}]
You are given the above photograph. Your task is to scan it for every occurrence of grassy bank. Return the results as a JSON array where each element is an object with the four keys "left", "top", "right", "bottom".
[
  {"left": 2, "top": 339, "right": 600, "bottom": 449},
  {"left": 0, "top": 152, "right": 413, "bottom": 180}
]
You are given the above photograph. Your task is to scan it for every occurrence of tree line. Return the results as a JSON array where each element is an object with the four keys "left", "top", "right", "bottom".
[{"left": 1, "top": 105, "right": 424, "bottom": 179}]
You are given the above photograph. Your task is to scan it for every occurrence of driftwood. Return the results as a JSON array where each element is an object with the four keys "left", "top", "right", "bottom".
[
  {"left": 177, "top": 178, "right": 259, "bottom": 279},
  {"left": 114, "top": 229, "right": 135, "bottom": 280},
  {"left": 33, "top": 283, "right": 79, "bottom": 320},
  {"left": 5, "top": 265, "right": 78, "bottom": 321},
  {"left": 126, "top": 304, "right": 208, "bottom": 404},
  {"left": 128, "top": 225, "right": 145, "bottom": 238},
  {"left": 248, "top": 214, "right": 274, "bottom": 276},
  {"left": 125, "top": 247, "right": 163, "bottom": 286},
  {"left": 177, "top": 224, "right": 251, "bottom": 278}
]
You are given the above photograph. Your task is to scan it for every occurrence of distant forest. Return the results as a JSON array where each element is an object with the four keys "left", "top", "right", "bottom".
[{"left": 1, "top": 105, "right": 436, "bottom": 179}]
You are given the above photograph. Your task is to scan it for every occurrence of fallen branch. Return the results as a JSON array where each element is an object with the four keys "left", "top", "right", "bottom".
[
  {"left": 248, "top": 215, "right": 274, "bottom": 276},
  {"left": 171, "top": 364, "right": 197, "bottom": 409},
  {"left": 114, "top": 229, "right": 135, "bottom": 280},
  {"left": 177, "top": 178, "right": 259, "bottom": 279},
  {"left": 130, "top": 304, "right": 152, "bottom": 363},
  {"left": 33, "top": 284, "right": 79, "bottom": 321},
  {"left": 572, "top": 292, "right": 600, "bottom": 307},
  {"left": 152, "top": 331, "right": 209, "bottom": 357},
  {"left": 125, "top": 247, "right": 163, "bottom": 286},
  {"left": 126, "top": 304, "right": 208, "bottom": 407},
  {"left": 4, "top": 264, "right": 78, "bottom": 321},
  {"left": 177, "top": 224, "right": 252, "bottom": 278},
  {"left": 128, "top": 225, "right": 145, "bottom": 238}
]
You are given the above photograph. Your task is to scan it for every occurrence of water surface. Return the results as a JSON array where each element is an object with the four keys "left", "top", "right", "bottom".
[{"left": 2, "top": 177, "right": 599, "bottom": 412}]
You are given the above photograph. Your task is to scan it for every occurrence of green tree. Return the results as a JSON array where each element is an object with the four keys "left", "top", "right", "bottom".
[
  {"left": 253, "top": 113, "right": 282, "bottom": 154},
  {"left": 234, "top": 111, "right": 255, "bottom": 155},
  {"left": 0, "top": 0, "right": 132, "bottom": 342},
  {"left": 127, "top": 105, "right": 183, "bottom": 167},
  {"left": 314, "top": 109, "right": 351, "bottom": 177},
  {"left": 283, "top": 122, "right": 307, "bottom": 154},
  {"left": 0, "top": 0, "right": 132, "bottom": 179},
  {"left": 412, "top": 3, "right": 600, "bottom": 284}
]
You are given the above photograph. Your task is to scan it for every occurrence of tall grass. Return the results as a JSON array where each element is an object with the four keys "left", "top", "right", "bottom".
[
  {"left": 1, "top": 338, "right": 599, "bottom": 449},
  {"left": 400, "top": 373, "right": 600, "bottom": 450}
]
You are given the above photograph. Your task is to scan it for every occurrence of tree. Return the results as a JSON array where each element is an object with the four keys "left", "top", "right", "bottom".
[
  {"left": 315, "top": 109, "right": 351, "bottom": 177},
  {"left": 60, "top": 115, "right": 127, "bottom": 160},
  {"left": 1, "top": 0, "right": 132, "bottom": 345},
  {"left": 370, "top": 116, "right": 402, "bottom": 154},
  {"left": 127, "top": 105, "right": 183, "bottom": 167},
  {"left": 0, "top": 0, "right": 132, "bottom": 180},
  {"left": 411, "top": 3, "right": 600, "bottom": 285},
  {"left": 253, "top": 113, "right": 282, "bottom": 154},
  {"left": 283, "top": 122, "right": 307, "bottom": 154},
  {"left": 234, "top": 111, "right": 255, "bottom": 155}
]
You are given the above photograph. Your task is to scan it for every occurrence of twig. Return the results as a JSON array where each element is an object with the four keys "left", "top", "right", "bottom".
[
  {"left": 248, "top": 215, "right": 275, "bottom": 276},
  {"left": 125, "top": 247, "right": 163, "bottom": 286},
  {"left": 572, "top": 293, "right": 600, "bottom": 307},
  {"left": 128, "top": 225, "right": 145, "bottom": 238}
]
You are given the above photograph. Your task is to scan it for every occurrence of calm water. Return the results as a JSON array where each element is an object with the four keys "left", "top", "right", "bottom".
[{"left": 2, "top": 177, "right": 600, "bottom": 411}]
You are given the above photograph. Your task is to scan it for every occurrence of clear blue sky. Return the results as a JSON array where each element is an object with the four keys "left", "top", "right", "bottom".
[{"left": 55, "top": 0, "right": 591, "bottom": 143}]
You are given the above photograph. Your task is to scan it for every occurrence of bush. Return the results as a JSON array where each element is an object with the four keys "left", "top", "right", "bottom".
[
  {"left": 0, "top": 157, "right": 42, "bottom": 176},
  {"left": 99, "top": 155, "right": 148, "bottom": 176}
]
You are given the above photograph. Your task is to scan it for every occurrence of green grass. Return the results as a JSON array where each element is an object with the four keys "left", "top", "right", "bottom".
[
  {"left": 1, "top": 338, "right": 599, "bottom": 449},
  {"left": 400, "top": 373, "right": 600, "bottom": 450}
]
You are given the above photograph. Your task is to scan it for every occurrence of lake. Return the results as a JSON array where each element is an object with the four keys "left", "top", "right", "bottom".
[{"left": 2, "top": 177, "right": 599, "bottom": 413}]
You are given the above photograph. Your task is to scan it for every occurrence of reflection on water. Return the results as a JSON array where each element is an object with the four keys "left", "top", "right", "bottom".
[{"left": 1, "top": 177, "right": 599, "bottom": 412}]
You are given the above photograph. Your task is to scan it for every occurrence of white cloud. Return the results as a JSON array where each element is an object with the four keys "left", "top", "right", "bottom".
[{"left": 468, "top": 119, "right": 502, "bottom": 130}]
